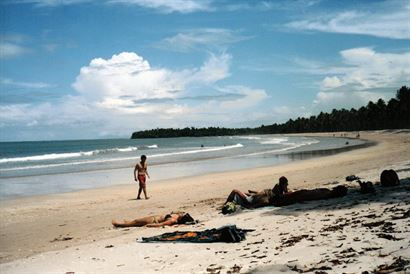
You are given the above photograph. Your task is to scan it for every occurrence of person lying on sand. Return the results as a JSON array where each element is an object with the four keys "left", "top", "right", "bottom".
[
  {"left": 271, "top": 185, "right": 347, "bottom": 206},
  {"left": 112, "top": 212, "right": 194, "bottom": 228},
  {"left": 224, "top": 176, "right": 289, "bottom": 209}
]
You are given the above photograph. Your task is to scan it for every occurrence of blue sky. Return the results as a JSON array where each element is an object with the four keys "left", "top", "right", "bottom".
[{"left": 0, "top": 0, "right": 409, "bottom": 141}]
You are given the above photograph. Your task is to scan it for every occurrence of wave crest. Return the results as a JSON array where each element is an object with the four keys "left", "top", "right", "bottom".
[{"left": 0, "top": 146, "right": 139, "bottom": 163}]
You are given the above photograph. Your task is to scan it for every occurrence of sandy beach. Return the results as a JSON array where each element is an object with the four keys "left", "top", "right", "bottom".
[{"left": 1, "top": 130, "right": 409, "bottom": 273}]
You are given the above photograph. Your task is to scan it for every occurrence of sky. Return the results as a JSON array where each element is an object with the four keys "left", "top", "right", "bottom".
[{"left": 0, "top": 0, "right": 409, "bottom": 141}]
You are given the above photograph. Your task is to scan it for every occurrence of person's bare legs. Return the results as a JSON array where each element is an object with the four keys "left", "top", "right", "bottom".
[
  {"left": 112, "top": 216, "right": 155, "bottom": 227},
  {"left": 225, "top": 189, "right": 248, "bottom": 204},
  {"left": 142, "top": 186, "right": 149, "bottom": 199},
  {"left": 137, "top": 187, "right": 143, "bottom": 199}
]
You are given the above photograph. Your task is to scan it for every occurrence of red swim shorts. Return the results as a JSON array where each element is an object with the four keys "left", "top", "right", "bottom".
[{"left": 138, "top": 175, "right": 146, "bottom": 188}]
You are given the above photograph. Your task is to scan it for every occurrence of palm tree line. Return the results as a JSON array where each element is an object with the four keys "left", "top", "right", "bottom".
[{"left": 131, "top": 86, "right": 410, "bottom": 139}]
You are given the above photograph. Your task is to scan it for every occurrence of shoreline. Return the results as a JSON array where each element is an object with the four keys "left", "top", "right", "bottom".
[
  {"left": 0, "top": 135, "right": 369, "bottom": 201},
  {"left": 0, "top": 130, "right": 409, "bottom": 272}
]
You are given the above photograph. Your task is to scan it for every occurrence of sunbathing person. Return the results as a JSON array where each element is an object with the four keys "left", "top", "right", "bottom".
[
  {"left": 224, "top": 176, "right": 289, "bottom": 209},
  {"left": 271, "top": 185, "right": 348, "bottom": 206},
  {"left": 112, "top": 212, "right": 194, "bottom": 228}
]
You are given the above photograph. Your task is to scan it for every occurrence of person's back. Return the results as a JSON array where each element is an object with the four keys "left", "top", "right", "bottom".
[
  {"left": 250, "top": 189, "right": 273, "bottom": 208},
  {"left": 248, "top": 176, "right": 289, "bottom": 208},
  {"left": 137, "top": 161, "right": 147, "bottom": 176}
]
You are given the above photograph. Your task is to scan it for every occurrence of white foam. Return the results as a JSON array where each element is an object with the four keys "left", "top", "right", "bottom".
[
  {"left": 0, "top": 146, "right": 139, "bottom": 163},
  {"left": 117, "top": 146, "right": 139, "bottom": 152},
  {"left": 239, "top": 138, "right": 319, "bottom": 157},
  {"left": 259, "top": 137, "right": 288, "bottom": 144},
  {"left": 149, "top": 143, "right": 243, "bottom": 158},
  {"left": 147, "top": 144, "right": 158, "bottom": 149},
  {"left": 235, "top": 136, "right": 262, "bottom": 140},
  {"left": 0, "top": 152, "right": 90, "bottom": 163},
  {"left": 0, "top": 144, "right": 244, "bottom": 172}
]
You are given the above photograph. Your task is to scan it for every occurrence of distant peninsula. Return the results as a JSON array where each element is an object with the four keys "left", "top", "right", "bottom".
[{"left": 131, "top": 86, "right": 410, "bottom": 139}]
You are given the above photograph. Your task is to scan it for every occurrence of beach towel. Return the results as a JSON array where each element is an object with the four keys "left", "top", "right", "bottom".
[{"left": 141, "top": 225, "right": 254, "bottom": 243}]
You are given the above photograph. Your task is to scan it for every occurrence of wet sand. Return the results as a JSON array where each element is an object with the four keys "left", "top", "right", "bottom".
[{"left": 1, "top": 130, "right": 409, "bottom": 273}]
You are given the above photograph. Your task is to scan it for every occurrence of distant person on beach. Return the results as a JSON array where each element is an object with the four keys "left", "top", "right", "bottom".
[
  {"left": 134, "top": 155, "right": 150, "bottom": 199},
  {"left": 224, "top": 176, "right": 289, "bottom": 209},
  {"left": 112, "top": 212, "right": 194, "bottom": 228}
]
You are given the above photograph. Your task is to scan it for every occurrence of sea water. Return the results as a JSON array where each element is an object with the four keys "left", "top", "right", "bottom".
[{"left": 0, "top": 135, "right": 367, "bottom": 200}]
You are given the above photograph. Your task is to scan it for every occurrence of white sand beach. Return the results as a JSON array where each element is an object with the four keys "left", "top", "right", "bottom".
[{"left": 1, "top": 131, "right": 409, "bottom": 273}]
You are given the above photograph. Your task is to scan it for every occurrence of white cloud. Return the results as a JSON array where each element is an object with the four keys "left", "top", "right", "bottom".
[
  {"left": 293, "top": 48, "right": 409, "bottom": 92},
  {"left": 0, "top": 33, "right": 31, "bottom": 59},
  {"left": 291, "top": 57, "right": 351, "bottom": 76},
  {"left": 313, "top": 47, "right": 409, "bottom": 110},
  {"left": 321, "top": 76, "right": 342, "bottom": 90},
  {"left": 190, "top": 52, "right": 231, "bottom": 84},
  {"left": 107, "top": 0, "right": 212, "bottom": 13},
  {"left": 0, "top": 51, "right": 268, "bottom": 140},
  {"left": 12, "top": 0, "right": 92, "bottom": 7},
  {"left": 217, "top": 86, "right": 268, "bottom": 109},
  {"left": 73, "top": 52, "right": 174, "bottom": 101},
  {"left": 336, "top": 47, "right": 409, "bottom": 91},
  {"left": 0, "top": 42, "right": 29, "bottom": 59},
  {"left": 157, "top": 28, "right": 251, "bottom": 52},
  {"left": 313, "top": 90, "right": 390, "bottom": 110},
  {"left": 286, "top": 1, "right": 410, "bottom": 39},
  {"left": 223, "top": 0, "right": 321, "bottom": 12},
  {"left": 12, "top": 0, "right": 211, "bottom": 12},
  {"left": 72, "top": 52, "right": 231, "bottom": 106},
  {"left": 1, "top": 78, "right": 54, "bottom": 89}
]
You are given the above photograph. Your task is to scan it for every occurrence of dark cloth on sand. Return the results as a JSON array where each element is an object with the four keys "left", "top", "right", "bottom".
[{"left": 141, "top": 225, "right": 253, "bottom": 243}]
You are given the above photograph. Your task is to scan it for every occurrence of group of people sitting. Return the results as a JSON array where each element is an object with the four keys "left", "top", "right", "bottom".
[{"left": 113, "top": 176, "right": 349, "bottom": 227}]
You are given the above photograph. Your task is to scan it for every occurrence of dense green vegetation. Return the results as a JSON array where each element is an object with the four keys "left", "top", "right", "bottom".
[{"left": 131, "top": 86, "right": 410, "bottom": 139}]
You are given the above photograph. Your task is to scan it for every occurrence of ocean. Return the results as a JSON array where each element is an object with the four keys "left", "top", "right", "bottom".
[{"left": 0, "top": 135, "right": 367, "bottom": 200}]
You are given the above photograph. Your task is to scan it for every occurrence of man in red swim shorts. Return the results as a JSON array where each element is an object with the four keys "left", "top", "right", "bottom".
[{"left": 134, "top": 155, "right": 150, "bottom": 199}]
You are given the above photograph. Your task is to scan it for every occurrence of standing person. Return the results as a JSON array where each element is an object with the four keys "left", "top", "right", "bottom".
[{"left": 134, "top": 155, "right": 150, "bottom": 199}]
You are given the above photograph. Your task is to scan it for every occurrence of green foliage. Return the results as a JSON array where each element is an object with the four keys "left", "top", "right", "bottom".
[{"left": 131, "top": 86, "right": 410, "bottom": 139}]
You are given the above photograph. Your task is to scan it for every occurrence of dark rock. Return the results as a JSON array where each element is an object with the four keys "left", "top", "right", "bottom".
[
  {"left": 374, "top": 256, "right": 410, "bottom": 273},
  {"left": 377, "top": 233, "right": 403, "bottom": 241},
  {"left": 362, "top": 221, "right": 385, "bottom": 229},
  {"left": 281, "top": 234, "right": 311, "bottom": 247},
  {"left": 358, "top": 180, "right": 376, "bottom": 194},
  {"left": 391, "top": 209, "right": 410, "bottom": 220},
  {"left": 346, "top": 175, "right": 359, "bottom": 181}
]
